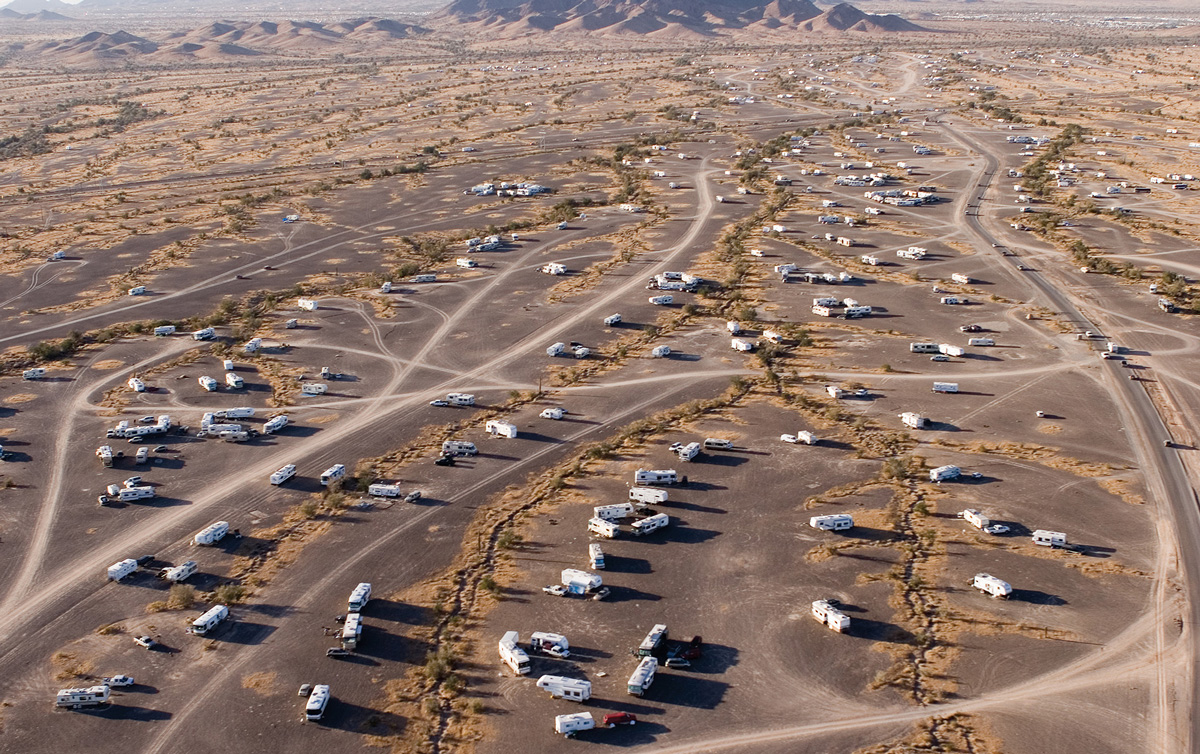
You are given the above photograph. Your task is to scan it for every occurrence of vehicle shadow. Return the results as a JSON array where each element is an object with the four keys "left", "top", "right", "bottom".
[
  {"left": 220, "top": 621, "right": 278, "bottom": 645},
  {"left": 601, "top": 554, "right": 652, "bottom": 574},
  {"left": 846, "top": 617, "right": 916, "bottom": 644},
  {"left": 1009, "top": 589, "right": 1067, "bottom": 606},
  {"left": 369, "top": 598, "right": 432, "bottom": 626},
  {"left": 603, "top": 586, "right": 662, "bottom": 603},
  {"left": 96, "top": 704, "right": 173, "bottom": 721},
  {"left": 317, "top": 698, "right": 406, "bottom": 733},
  {"left": 644, "top": 673, "right": 729, "bottom": 709},
  {"left": 662, "top": 500, "right": 725, "bottom": 514},
  {"left": 518, "top": 432, "right": 565, "bottom": 444}
]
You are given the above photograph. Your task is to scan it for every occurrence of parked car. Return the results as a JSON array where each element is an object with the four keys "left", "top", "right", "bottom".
[
  {"left": 123, "top": 476, "right": 142, "bottom": 488},
  {"left": 137, "top": 415, "right": 156, "bottom": 424},
  {"left": 983, "top": 524, "right": 1010, "bottom": 535},
  {"left": 298, "top": 683, "right": 313, "bottom": 697},
  {"left": 435, "top": 454, "right": 456, "bottom": 467},
  {"left": 404, "top": 490, "right": 423, "bottom": 503},
  {"left": 665, "top": 657, "right": 691, "bottom": 668},
  {"left": 134, "top": 636, "right": 157, "bottom": 650},
  {"left": 429, "top": 400, "right": 449, "bottom": 407},
  {"left": 930, "top": 354, "right": 950, "bottom": 362},
  {"left": 326, "top": 647, "right": 350, "bottom": 657},
  {"left": 603, "top": 712, "right": 637, "bottom": 727},
  {"left": 103, "top": 675, "right": 135, "bottom": 687},
  {"left": 542, "top": 585, "right": 567, "bottom": 597}
]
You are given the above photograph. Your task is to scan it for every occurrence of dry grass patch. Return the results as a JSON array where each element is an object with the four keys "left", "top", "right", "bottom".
[{"left": 242, "top": 671, "right": 278, "bottom": 697}]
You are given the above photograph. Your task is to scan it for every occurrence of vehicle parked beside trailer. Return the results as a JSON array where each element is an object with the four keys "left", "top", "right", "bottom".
[{"left": 530, "top": 632, "right": 571, "bottom": 659}]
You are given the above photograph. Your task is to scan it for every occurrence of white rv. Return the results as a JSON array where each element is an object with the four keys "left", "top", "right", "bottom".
[
  {"left": 107, "top": 558, "right": 138, "bottom": 581},
  {"left": 56, "top": 685, "right": 111, "bottom": 709},
  {"left": 191, "top": 327, "right": 216, "bottom": 341},
  {"left": 541, "top": 263, "right": 567, "bottom": 275},
  {"left": 163, "top": 560, "right": 198, "bottom": 583},
  {"left": 973, "top": 573, "right": 1012, "bottom": 599},
  {"left": 530, "top": 633, "right": 571, "bottom": 659},
  {"left": 368, "top": 483, "right": 402, "bottom": 498},
  {"left": 631, "top": 513, "right": 669, "bottom": 536},
  {"left": 968, "top": 337, "right": 995, "bottom": 347},
  {"left": 929, "top": 465, "right": 961, "bottom": 482},
  {"left": 910, "top": 342, "right": 940, "bottom": 353},
  {"left": 634, "top": 469, "right": 678, "bottom": 486},
  {"left": 154, "top": 325, "right": 176, "bottom": 337},
  {"left": 198, "top": 376, "right": 219, "bottom": 392},
  {"left": 485, "top": 420, "right": 518, "bottom": 439},
  {"left": 447, "top": 393, "right": 475, "bottom": 406},
  {"left": 1032, "top": 529, "right": 1067, "bottom": 547},
  {"left": 627, "top": 657, "right": 658, "bottom": 696},
  {"left": 225, "top": 372, "right": 244, "bottom": 389},
  {"left": 341, "top": 612, "right": 363, "bottom": 649},
  {"left": 588, "top": 543, "right": 605, "bottom": 569},
  {"left": 128, "top": 286, "right": 146, "bottom": 296},
  {"left": 629, "top": 487, "right": 668, "bottom": 505},
  {"left": 731, "top": 338, "right": 755, "bottom": 352},
  {"left": 795, "top": 431, "right": 817, "bottom": 446},
  {"left": 594, "top": 503, "right": 637, "bottom": 522},
  {"left": 499, "top": 631, "right": 531, "bottom": 675},
  {"left": 301, "top": 382, "right": 327, "bottom": 396},
  {"left": 348, "top": 582, "right": 372, "bottom": 612},
  {"left": 648, "top": 295, "right": 674, "bottom": 305},
  {"left": 194, "top": 521, "right": 230, "bottom": 546},
  {"left": 441, "top": 440, "right": 477, "bottom": 456},
  {"left": 117, "top": 486, "right": 155, "bottom": 502},
  {"left": 263, "top": 415, "right": 289, "bottom": 434},
  {"left": 604, "top": 313, "right": 622, "bottom": 326},
  {"left": 932, "top": 382, "right": 959, "bottom": 394},
  {"left": 939, "top": 344, "right": 966, "bottom": 357},
  {"left": 561, "top": 569, "right": 603, "bottom": 596},
  {"left": 22, "top": 368, "right": 46, "bottom": 380},
  {"left": 587, "top": 517, "right": 619, "bottom": 538},
  {"left": 305, "top": 685, "right": 330, "bottom": 721},
  {"left": 812, "top": 600, "right": 851, "bottom": 632},
  {"left": 457, "top": 257, "right": 478, "bottom": 268},
  {"left": 809, "top": 514, "right": 854, "bottom": 531},
  {"left": 537, "top": 675, "right": 590, "bottom": 702},
  {"left": 128, "top": 377, "right": 146, "bottom": 392},
  {"left": 962, "top": 509, "right": 990, "bottom": 530},
  {"left": 900, "top": 412, "right": 929, "bottom": 429},
  {"left": 320, "top": 464, "right": 346, "bottom": 486},
  {"left": 297, "top": 298, "right": 319, "bottom": 311},
  {"left": 951, "top": 273, "right": 972, "bottom": 284},
  {"left": 650, "top": 345, "right": 671, "bottom": 358},
  {"left": 676, "top": 441, "right": 701, "bottom": 461},
  {"left": 546, "top": 342, "right": 565, "bottom": 357},
  {"left": 555, "top": 712, "right": 595, "bottom": 737},
  {"left": 540, "top": 407, "right": 565, "bottom": 420},
  {"left": 190, "top": 604, "right": 229, "bottom": 635},
  {"left": 242, "top": 338, "right": 262, "bottom": 355}
]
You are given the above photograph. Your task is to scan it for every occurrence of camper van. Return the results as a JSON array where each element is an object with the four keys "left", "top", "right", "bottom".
[
  {"left": 128, "top": 377, "right": 146, "bottom": 392},
  {"left": 634, "top": 469, "right": 678, "bottom": 486},
  {"left": 627, "top": 656, "right": 658, "bottom": 696},
  {"left": 320, "top": 464, "right": 346, "bottom": 486},
  {"left": 499, "top": 631, "right": 531, "bottom": 675},
  {"left": 973, "top": 573, "right": 1012, "bottom": 599},
  {"left": 629, "top": 487, "right": 668, "bottom": 505},
  {"left": 305, "top": 685, "right": 330, "bottom": 721},
  {"left": 809, "top": 514, "right": 854, "bottom": 532},
  {"left": 56, "top": 685, "right": 111, "bottom": 709},
  {"left": 812, "top": 599, "right": 851, "bottom": 632},
  {"left": 341, "top": 612, "right": 363, "bottom": 649},
  {"left": 530, "top": 632, "right": 571, "bottom": 659},
  {"left": 587, "top": 517, "right": 619, "bottom": 538},
  {"left": 441, "top": 440, "right": 477, "bottom": 457},
  {"left": 225, "top": 372, "right": 244, "bottom": 389},
  {"left": 107, "top": 559, "right": 138, "bottom": 581},
  {"left": 194, "top": 521, "right": 230, "bottom": 546},
  {"left": 198, "top": 376, "right": 219, "bottom": 392},
  {"left": 555, "top": 712, "right": 595, "bottom": 737},
  {"left": 348, "top": 582, "right": 372, "bottom": 613},
  {"left": 190, "top": 604, "right": 229, "bottom": 635},
  {"left": 1032, "top": 530, "right": 1068, "bottom": 548},
  {"left": 536, "top": 675, "right": 590, "bottom": 702},
  {"left": 631, "top": 513, "right": 669, "bottom": 536},
  {"left": 191, "top": 327, "right": 215, "bottom": 341},
  {"left": 588, "top": 543, "right": 605, "bottom": 569}
]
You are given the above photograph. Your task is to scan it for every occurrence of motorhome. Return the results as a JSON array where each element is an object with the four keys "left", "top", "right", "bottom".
[
  {"left": 192, "top": 327, "right": 215, "bottom": 341},
  {"left": 930, "top": 465, "right": 961, "bottom": 482},
  {"left": 107, "top": 559, "right": 138, "bottom": 581},
  {"left": 128, "top": 377, "right": 146, "bottom": 392},
  {"left": 190, "top": 605, "right": 229, "bottom": 635},
  {"left": 627, "top": 657, "right": 658, "bottom": 696},
  {"left": 676, "top": 441, "right": 701, "bottom": 460},
  {"left": 973, "top": 573, "right": 1012, "bottom": 599},
  {"left": 604, "top": 313, "right": 622, "bottom": 326},
  {"left": 632, "top": 513, "right": 670, "bottom": 536},
  {"left": 589, "top": 543, "right": 605, "bottom": 569},
  {"left": 636, "top": 624, "right": 668, "bottom": 657},
  {"left": 910, "top": 342, "right": 940, "bottom": 353},
  {"left": 320, "top": 464, "right": 346, "bottom": 486},
  {"left": 194, "top": 521, "right": 230, "bottom": 545},
  {"left": 812, "top": 599, "right": 851, "bottom": 632},
  {"left": 225, "top": 372, "right": 244, "bottom": 389},
  {"left": 305, "top": 685, "right": 331, "bottom": 721},
  {"left": 341, "top": 612, "right": 363, "bottom": 649},
  {"left": 809, "top": 514, "right": 854, "bottom": 531},
  {"left": 634, "top": 469, "right": 678, "bottom": 486},
  {"left": 629, "top": 487, "right": 668, "bottom": 505},
  {"left": 22, "top": 368, "right": 46, "bottom": 380},
  {"left": 537, "top": 675, "right": 590, "bottom": 702},
  {"left": 1032, "top": 530, "right": 1068, "bottom": 547},
  {"left": 198, "top": 376, "right": 219, "bottom": 392},
  {"left": 968, "top": 337, "right": 995, "bottom": 347},
  {"left": 900, "top": 412, "right": 929, "bottom": 429},
  {"left": 56, "top": 686, "right": 111, "bottom": 709},
  {"left": 128, "top": 286, "right": 146, "bottom": 296},
  {"left": 530, "top": 632, "right": 571, "bottom": 659},
  {"left": 441, "top": 440, "right": 477, "bottom": 456},
  {"left": 546, "top": 342, "right": 565, "bottom": 357},
  {"left": 499, "top": 631, "right": 531, "bottom": 675},
  {"left": 587, "top": 517, "right": 619, "bottom": 538},
  {"left": 348, "top": 582, "right": 372, "bottom": 612}
]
